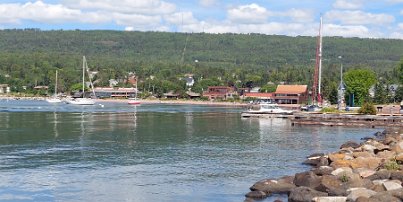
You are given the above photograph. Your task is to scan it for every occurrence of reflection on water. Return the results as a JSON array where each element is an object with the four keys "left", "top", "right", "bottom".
[{"left": 0, "top": 101, "right": 380, "bottom": 202}]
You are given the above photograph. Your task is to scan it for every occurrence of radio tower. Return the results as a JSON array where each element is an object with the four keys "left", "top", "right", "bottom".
[{"left": 312, "top": 16, "right": 323, "bottom": 105}]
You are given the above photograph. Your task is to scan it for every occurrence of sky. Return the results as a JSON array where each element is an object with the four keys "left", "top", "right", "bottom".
[{"left": 0, "top": 0, "right": 402, "bottom": 39}]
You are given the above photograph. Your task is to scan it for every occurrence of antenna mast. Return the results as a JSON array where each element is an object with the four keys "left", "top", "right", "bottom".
[{"left": 312, "top": 16, "right": 323, "bottom": 105}]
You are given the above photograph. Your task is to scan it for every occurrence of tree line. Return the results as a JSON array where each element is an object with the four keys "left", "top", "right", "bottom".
[{"left": 0, "top": 29, "right": 402, "bottom": 104}]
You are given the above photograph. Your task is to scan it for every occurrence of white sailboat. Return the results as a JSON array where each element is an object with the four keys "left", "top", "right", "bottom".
[
  {"left": 67, "top": 56, "right": 95, "bottom": 105},
  {"left": 128, "top": 76, "right": 141, "bottom": 105},
  {"left": 46, "top": 70, "right": 62, "bottom": 103}
]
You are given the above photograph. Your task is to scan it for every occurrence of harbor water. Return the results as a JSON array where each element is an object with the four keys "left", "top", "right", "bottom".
[{"left": 0, "top": 100, "right": 379, "bottom": 201}]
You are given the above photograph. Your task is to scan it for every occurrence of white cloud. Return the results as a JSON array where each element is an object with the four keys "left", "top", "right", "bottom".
[
  {"left": 332, "top": 0, "right": 363, "bottom": 10},
  {"left": 199, "top": 0, "right": 216, "bottom": 7},
  {"left": 282, "top": 8, "right": 314, "bottom": 22},
  {"left": 112, "top": 13, "right": 161, "bottom": 26},
  {"left": 390, "top": 32, "right": 403, "bottom": 39},
  {"left": 0, "top": 1, "right": 106, "bottom": 24},
  {"left": 387, "top": 0, "right": 403, "bottom": 3},
  {"left": 227, "top": 4, "right": 269, "bottom": 24},
  {"left": 324, "top": 24, "right": 371, "bottom": 38},
  {"left": 164, "top": 12, "right": 198, "bottom": 25},
  {"left": 399, "top": 23, "right": 403, "bottom": 29},
  {"left": 325, "top": 10, "right": 394, "bottom": 25},
  {"left": 62, "top": 0, "right": 176, "bottom": 15},
  {"left": 401, "top": 10, "right": 403, "bottom": 15}
]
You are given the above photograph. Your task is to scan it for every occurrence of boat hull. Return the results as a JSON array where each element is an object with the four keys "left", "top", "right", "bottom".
[{"left": 66, "top": 98, "right": 95, "bottom": 105}]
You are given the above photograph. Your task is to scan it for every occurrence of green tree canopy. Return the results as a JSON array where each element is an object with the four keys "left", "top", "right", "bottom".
[{"left": 344, "top": 68, "right": 377, "bottom": 106}]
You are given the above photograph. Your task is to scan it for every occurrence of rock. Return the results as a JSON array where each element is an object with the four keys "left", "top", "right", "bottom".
[
  {"left": 383, "top": 181, "right": 403, "bottom": 191},
  {"left": 313, "top": 166, "right": 334, "bottom": 176},
  {"left": 344, "top": 173, "right": 373, "bottom": 189},
  {"left": 370, "top": 184, "right": 386, "bottom": 192},
  {"left": 346, "top": 187, "right": 377, "bottom": 201},
  {"left": 372, "top": 179, "right": 389, "bottom": 185},
  {"left": 312, "top": 196, "right": 347, "bottom": 202},
  {"left": 245, "top": 190, "right": 267, "bottom": 199},
  {"left": 390, "top": 171, "right": 403, "bottom": 181},
  {"left": 331, "top": 167, "right": 353, "bottom": 176},
  {"left": 288, "top": 186, "right": 328, "bottom": 202},
  {"left": 365, "top": 170, "right": 392, "bottom": 180},
  {"left": 352, "top": 151, "right": 374, "bottom": 158},
  {"left": 361, "top": 144, "right": 377, "bottom": 153},
  {"left": 355, "top": 196, "right": 370, "bottom": 202},
  {"left": 328, "top": 153, "right": 346, "bottom": 162},
  {"left": 368, "top": 192, "right": 401, "bottom": 202},
  {"left": 308, "top": 153, "right": 326, "bottom": 158},
  {"left": 293, "top": 171, "right": 321, "bottom": 189},
  {"left": 376, "top": 150, "right": 396, "bottom": 159},
  {"left": 315, "top": 175, "right": 346, "bottom": 196},
  {"left": 330, "top": 159, "right": 351, "bottom": 169},
  {"left": 354, "top": 168, "right": 376, "bottom": 178},
  {"left": 390, "top": 141, "right": 403, "bottom": 153},
  {"left": 389, "top": 188, "right": 403, "bottom": 199},
  {"left": 350, "top": 157, "right": 381, "bottom": 170},
  {"left": 303, "top": 156, "right": 329, "bottom": 167},
  {"left": 249, "top": 177, "right": 296, "bottom": 194},
  {"left": 340, "top": 141, "right": 360, "bottom": 149},
  {"left": 395, "top": 153, "right": 403, "bottom": 162}
]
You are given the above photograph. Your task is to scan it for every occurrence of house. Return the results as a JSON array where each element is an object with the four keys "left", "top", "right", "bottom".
[
  {"left": 203, "top": 86, "right": 236, "bottom": 100},
  {"left": 185, "top": 76, "right": 194, "bottom": 87},
  {"left": 0, "top": 84, "right": 10, "bottom": 94},
  {"left": 274, "top": 85, "right": 308, "bottom": 104},
  {"left": 93, "top": 87, "right": 137, "bottom": 98},
  {"left": 186, "top": 91, "right": 201, "bottom": 99},
  {"left": 164, "top": 91, "right": 180, "bottom": 99}
]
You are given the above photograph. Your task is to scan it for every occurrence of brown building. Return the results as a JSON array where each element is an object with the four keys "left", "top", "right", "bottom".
[
  {"left": 274, "top": 85, "right": 308, "bottom": 104},
  {"left": 203, "top": 86, "right": 236, "bottom": 100}
]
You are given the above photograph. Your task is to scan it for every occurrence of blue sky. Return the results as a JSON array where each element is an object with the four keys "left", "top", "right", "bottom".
[{"left": 0, "top": 0, "right": 402, "bottom": 38}]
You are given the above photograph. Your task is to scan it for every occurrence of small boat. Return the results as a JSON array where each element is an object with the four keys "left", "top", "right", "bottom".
[
  {"left": 128, "top": 98, "right": 141, "bottom": 105},
  {"left": 243, "top": 103, "right": 293, "bottom": 115},
  {"left": 46, "top": 70, "right": 62, "bottom": 103}
]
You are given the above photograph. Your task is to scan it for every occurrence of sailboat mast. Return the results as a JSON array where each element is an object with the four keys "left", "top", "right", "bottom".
[
  {"left": 318, "top": 16, "right": 323, "bottom": 96},
  {"left": 55, "top": 70, "right": 58, "bottom": 96},
  {"left": 82, "top": 56, "right": 85, "bottom": 98}
]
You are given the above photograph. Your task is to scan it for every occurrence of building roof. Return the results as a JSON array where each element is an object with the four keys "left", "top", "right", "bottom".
[
  {"left": 275, "top": 85, "right": 307, "bottom": 94},
  {"left": 244, "top": 92, "right": 274, "bottom": 98}
]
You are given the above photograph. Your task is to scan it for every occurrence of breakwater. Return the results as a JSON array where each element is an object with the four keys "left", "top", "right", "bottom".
[{"left": 245, "top": 128, "right": 403, "bottom": 202}]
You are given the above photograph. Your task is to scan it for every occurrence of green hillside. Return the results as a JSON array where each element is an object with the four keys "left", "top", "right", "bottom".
[{"left": 0, "top": 29, "right": 402, "bottom": 99}]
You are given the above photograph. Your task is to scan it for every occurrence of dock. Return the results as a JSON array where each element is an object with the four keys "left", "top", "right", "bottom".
[
  {"left": 291, "top": 113, "right": 403, "bottom": 127},
  {"left": 241, "top": 111, "right": 403, "bottom": 127}
]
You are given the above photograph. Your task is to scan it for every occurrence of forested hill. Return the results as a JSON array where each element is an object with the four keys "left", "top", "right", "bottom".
[
  {"left": 0, "top": 29, "right": 402, "bottom": 70},
  {"left": 0, "top": 29, "right": 402, "bottom": 93}
]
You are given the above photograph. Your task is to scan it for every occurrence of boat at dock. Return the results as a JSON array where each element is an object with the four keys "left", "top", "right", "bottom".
[{"left": 241, "top": 103, "right": 293, "bottom": 118}]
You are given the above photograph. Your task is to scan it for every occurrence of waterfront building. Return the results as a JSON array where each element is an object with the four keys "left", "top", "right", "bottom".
[
  {"left": 274, "top": 85, "right": 308, "bottom": 104},
  {"left": 203, "top": 86, "right": 236, "bottom": 100}
]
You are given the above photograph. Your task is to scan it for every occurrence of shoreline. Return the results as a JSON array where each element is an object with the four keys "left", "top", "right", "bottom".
[{"left": 0, "top": 96, "right": 248, "bottom": 107}]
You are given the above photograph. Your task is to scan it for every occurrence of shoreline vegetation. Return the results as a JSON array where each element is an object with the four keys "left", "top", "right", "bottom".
[{"left": 245, "top": 128, "right": 403, "bottom": 202}]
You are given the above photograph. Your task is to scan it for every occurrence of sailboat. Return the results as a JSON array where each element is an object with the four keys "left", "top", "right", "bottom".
[
  {"left": 66, "top": 56, "right": 95, "bottom": 105},
  {"left": 128, "top": 76, "right": 141, "bottom": 105},
  {"left": 46, "top": 70, "right": 62, "bottom": 103}
]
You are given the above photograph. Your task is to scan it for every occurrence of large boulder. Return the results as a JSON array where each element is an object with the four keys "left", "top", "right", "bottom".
[
  {"left": 350, "top": 157, "right": 381, "bottom": 170},
  {"left": 331, "top": 167, "right": 353, "bottom": 176},
  {"left": 293, "top": 171, "right": 321, "bottom": 189},
  {"left": 376, "top": 150, "right": 396, "bottom": 159},
  {"left": 390, "top": 141, "right": 403, "bottom": 153},
  {"left": 368, "top": 192, "right": 401, "bottom": 202},
  {"left": 315, "top": 175, "right": 346, "bottom": 196},
  {"left": 288, "top": 186, "right": 328, "bottom": 202},
  {"left": 245, "top": 190, "right": 267, "bottom": 199},
  {"left": 390, "top": 171, "right": 403, "bottom": 181},
  {"left": 352, "top": 151, "right": 374, "bottom": 158},
  {"left": 346, "top": 187, "right": 377, "bottom": 201},
  {"left": 383, "top": 180, "right": 403, "bottom": 191},
  {"left": 313, "top": 166, "right": 334, "bottom": 176},
  {"left": 340, "top": 141, "right": 360, "bottom": 149},
  {"left": 365, "top": 170, "right": 392, "bottom": 180},
  {"left": 354, "top": 168, "right": 376, "bottom": 178},
  {"left": 249, "top": 176, "right": 296, "bottom": 194}
]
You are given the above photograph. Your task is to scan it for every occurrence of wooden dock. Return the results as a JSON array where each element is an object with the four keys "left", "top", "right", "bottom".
[{"left": 290, "top": 113, "right": 403, "bottom": 127}]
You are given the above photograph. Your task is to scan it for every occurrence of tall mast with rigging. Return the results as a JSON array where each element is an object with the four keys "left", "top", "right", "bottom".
[{"left": 312, "top": 16, "right": 323, "bottom": 105}]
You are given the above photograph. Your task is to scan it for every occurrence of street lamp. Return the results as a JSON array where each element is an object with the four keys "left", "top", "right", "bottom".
[{"left": 337, "top": 56, "right": 346, "bottom": 111}]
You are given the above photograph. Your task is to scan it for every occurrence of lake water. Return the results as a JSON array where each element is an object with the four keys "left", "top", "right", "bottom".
[{"left": 0, "top": 100, "right": 380, "bottom": 202}]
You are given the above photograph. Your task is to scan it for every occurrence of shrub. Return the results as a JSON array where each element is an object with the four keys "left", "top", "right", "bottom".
[
  {"left": 340, "top": 173, "right": 349, "bottom": 182},
  {"left": 320, "top": 107, "right": 339, "bottom": 113},
  {"left": 384, "top": 159, "right": 400, "bottom": 170},
  {"left": 358, "top": 102, "right": 376, "bottom": 115}
]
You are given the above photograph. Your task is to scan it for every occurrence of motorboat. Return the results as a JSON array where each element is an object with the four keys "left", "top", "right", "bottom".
[
  {"left": 66, "top": 97, "right": 95, "bottom": 105},
  {"left": 244, "top": 103, "right": 293, "bottom": 115}
]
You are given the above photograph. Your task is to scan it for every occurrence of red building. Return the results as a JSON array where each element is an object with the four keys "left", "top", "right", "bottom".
[
  {"left": 203, "top": 86, "right": 236, "bottom": 100},
  {"left": 274, "top": 85, "right": 308, "bottom": 104}
]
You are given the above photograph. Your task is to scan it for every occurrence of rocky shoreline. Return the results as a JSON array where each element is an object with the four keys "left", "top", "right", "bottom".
[{"left": 245, "top": 128, "right": 403, "bottom": 202}]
